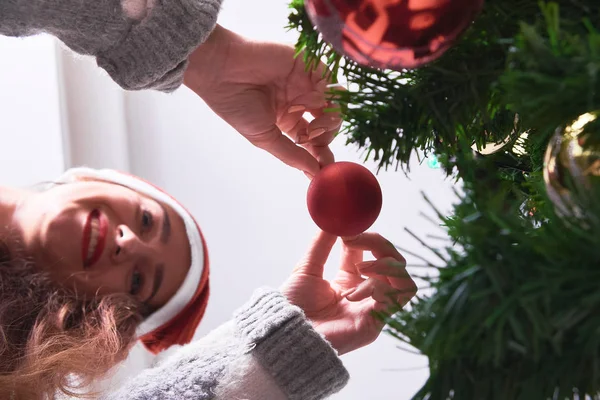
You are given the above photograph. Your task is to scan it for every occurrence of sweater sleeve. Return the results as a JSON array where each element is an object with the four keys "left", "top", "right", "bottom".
[
  {"left": 101, "top": 288, "right": 350, "bottom": 400},
  {"left": 0, "top": 0, "right": 222, "bottom": 91}
]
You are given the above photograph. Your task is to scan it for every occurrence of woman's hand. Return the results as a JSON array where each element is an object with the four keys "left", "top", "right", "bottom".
[
  {"left": 281, "top": 231, "right": 417, "bottom": 356},
  {"left": 184, "top": 25, "right": 341, "bottom": 179}
]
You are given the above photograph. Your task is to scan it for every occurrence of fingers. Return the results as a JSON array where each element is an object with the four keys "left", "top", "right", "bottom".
[
  {"left": 334, "top": 240, "right": 364, "bottom": 290},
  {"left": 248, "top": 126, "right": 321, "bottom": 177},
  {"left": 313, "top": 145, "right": 336, "bottom": 167},
  {"left": 305, "top": 138, "right": 336, "bottom": 167},
  {"left": 278, "top": 110, "right": 311, "bottom": 143},
  {"left": 303, "top": 114, "right": 340, "bottom": 167},
  {"left": 287, "top": 91, "right": 327, "bottom": 113},
  {"left": 277, "top": 65, "right": 344, "bottom": 178},
  {"left": 346, "top": 274, "right": 417, "bottom": 312},
  {"left": 293, "top": 230, "right": 337, "bottom": 277},
  {"left": 291, "top": 106, "right": 341, "bottom": 146},
  {"left": 356, "top": 256, "right": 411, "bottom": 290},
  {"left": 336, "top": 233, "right": 405, "bottom": 290},
  {"left": 346, "top": 278, "right": 397, "bottom": 304},
  {"left": 304, "top": 82, "right": 344, "bottom": 142},
  {"left": 342, "top": 233, "right": 406, "bottom": 264},
  {"left": 339, "top": 240, "right": 364, "bottom": 276},
  {"left": 350, "top": 257, "right": 416, "bottom": 303},
  {"left": 339, "top": 234, "right": 416, "bottom": 314},
  {"left": 306, "top": 109, "right": 342, "bottom": 141},
  {"left": 275, "top": 102, "right": 337, "bottom": 177}
]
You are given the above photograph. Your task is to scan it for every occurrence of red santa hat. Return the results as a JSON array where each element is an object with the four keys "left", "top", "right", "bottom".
[{"left": 57, "top": 167, "right": 210, "bottom": 354}]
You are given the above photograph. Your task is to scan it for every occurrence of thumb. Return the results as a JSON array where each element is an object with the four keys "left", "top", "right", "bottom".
[
  {"left": 247, "top": 126, "right": 321, "bottom": 177},
  {"left": 293, "top": 230, "right": 337, "bottom": 277}
]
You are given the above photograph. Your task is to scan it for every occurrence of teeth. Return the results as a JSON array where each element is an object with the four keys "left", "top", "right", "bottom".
[{"left": 87, "top": 216, "right": 99, "bottom": 262}]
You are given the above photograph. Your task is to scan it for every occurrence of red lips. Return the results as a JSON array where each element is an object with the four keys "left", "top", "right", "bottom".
[{"left": 82, "top": 209, "right": 108, "bottom": 269}]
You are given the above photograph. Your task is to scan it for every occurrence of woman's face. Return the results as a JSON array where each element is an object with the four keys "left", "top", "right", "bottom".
[{"left": 13, "top": 180, "right": 191, "bottom": 310}]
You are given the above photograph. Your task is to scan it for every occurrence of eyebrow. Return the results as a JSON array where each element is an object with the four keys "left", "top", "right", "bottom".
[
  {"left": 144, "top": 264, "right": 164, "bottom": 305},
  {"left": 159, "top": 203, "right": 171, "bottom": 244}
]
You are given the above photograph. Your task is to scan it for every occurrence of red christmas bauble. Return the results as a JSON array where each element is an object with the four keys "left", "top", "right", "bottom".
[
  {"left": 305, "top": 0, "right": 484, "bottom": 70},
  {"left": 307, "top": 162, "right": 383, "bottom": 237}
]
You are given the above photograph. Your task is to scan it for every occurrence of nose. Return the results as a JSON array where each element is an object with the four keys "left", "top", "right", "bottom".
[{"left": 114, "top": 225, "right": 156, "bottom": 263}]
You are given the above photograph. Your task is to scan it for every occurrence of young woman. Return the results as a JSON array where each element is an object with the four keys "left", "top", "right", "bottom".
[
  {"left": 0, "top": 168, "right": 209, "bottom": 396},
  {"left": 1, "top": 1, "right": 416, "bottom": 398},
  {"left": 0, "top": 167, "right": 416, "bottom": 399}
]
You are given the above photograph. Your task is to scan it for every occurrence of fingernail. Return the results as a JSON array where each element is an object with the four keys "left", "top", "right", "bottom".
[
  {"left": 342, "top": 235, "right": 361, "bottom": 242},
  {"left": 295, "top": 134, "right": 309, "bottom": 144},
  {"left": 341, "top": 287, "right": 357, "bottom": 298},
  {"left": 326, "top": 83, "right": 346, "bottom": 89},
  {"left": 304, "top": 171, "right": 315, "bottom": 180},
  {"left": 356, "top": 260, "right": 376, "bottom": 270},
  {"left": 308, "top": 128, "right": 327, "bottom": 140},
  {"left": 287, "top": 105, "right": 306, "bottom": 113}
]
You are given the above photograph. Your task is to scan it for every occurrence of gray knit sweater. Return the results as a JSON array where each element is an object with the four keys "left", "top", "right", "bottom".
[
  {"left": 0, "top": 0, "right": 222, "bottom": 91},
  {"left": 1, "top": 2, "right": 350, "bottom": 398},
  {"left": 100, "top": 288, "right": 349, "bottom": 399}
]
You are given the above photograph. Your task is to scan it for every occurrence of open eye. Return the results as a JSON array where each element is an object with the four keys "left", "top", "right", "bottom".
[
  {"left": 141, "top": 210, "right": 153, "bottom": 232},
  {"left": 130, "top": 269, "right": 144, "bottom": 296}
]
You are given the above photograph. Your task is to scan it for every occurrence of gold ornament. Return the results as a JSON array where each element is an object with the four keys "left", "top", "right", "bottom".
[
  {"left": 472, "top": 114, "right": 527, "bottom": 156},
  {"left": 472, "top": 134, "right": 513, "bottom": 155},
  {"left": 543, "top": 112, "right": 600, "bottom": 218}
]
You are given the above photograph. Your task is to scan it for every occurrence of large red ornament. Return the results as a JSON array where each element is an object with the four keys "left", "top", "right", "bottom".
[
  {"left": 305, "top": 0, "right": 484, "bottom": 70},
  {"left": 307, "top": 162, "right": 383, "bottom": 237}
]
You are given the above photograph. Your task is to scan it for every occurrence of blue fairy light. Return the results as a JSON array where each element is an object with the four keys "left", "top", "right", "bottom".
[{"left": 427, "top": 155, "right": 440, "bottom": 169}]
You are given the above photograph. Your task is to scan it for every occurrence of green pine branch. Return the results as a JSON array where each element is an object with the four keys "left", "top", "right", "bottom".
[
  {"left": 288, "top": 1, "right": 600, "bottom": 177},
  {"left": 388, "top": 164, "right": 600, "bottom": 399},
  {"left": 287, "top": 1, "right": 600, "bottom": 399}
]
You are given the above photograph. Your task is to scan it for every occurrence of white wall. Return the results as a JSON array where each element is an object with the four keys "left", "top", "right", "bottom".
[
  {"left": 3, "top": 3, "right": 459, "bottom": 399},
  {"left": 0, "top": 35, "right": 65, "bottom": 185},
  {"left": 56, "top": 45, "right": 130, "bottom": 172}
]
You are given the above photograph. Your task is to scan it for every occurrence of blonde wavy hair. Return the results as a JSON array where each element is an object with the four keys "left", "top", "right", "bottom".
[{"left": 0, "top": 239, "right": 144, "bottom": 399}]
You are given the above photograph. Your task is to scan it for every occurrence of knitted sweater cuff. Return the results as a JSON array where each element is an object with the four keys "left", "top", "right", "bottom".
[
  {"left": 234, "top": 288, "right": 350, "bottom": 400},
  {"left": 97, "top": 0, "right": 222, "bottom": 92}
]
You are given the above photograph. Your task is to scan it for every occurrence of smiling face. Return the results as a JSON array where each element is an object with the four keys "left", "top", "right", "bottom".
[{"left": 11, "top": 180, "right": 191, "bottom": 311}]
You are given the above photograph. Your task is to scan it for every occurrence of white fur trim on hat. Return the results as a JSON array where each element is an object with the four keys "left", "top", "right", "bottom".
[{"left": 56, "top": 167, "right": 204, "bottom": 338}]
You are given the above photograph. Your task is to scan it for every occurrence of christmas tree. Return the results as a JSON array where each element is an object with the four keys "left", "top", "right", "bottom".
[{"left": 287, "top": 1, "right": 600, "bottom": 399}]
